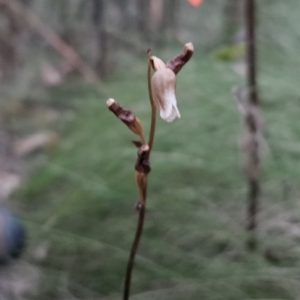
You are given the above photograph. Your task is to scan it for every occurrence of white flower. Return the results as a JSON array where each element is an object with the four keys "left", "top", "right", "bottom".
[{"left": 151, "top": 68, "right": 180, "bottom": 122}]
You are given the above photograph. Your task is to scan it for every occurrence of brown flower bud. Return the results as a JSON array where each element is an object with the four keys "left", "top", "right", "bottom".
[
  {"left": 107, "top": 98, "right": 145, "bottom": 143},
  {"left": 133, "top": 144, "right": 150, "bottom": 211},
  {"left": 134, "top": 144, "right": 151, "bottom": 174},
  {"left": 166, "top": 42, "right": 194, "bottom": 75}
]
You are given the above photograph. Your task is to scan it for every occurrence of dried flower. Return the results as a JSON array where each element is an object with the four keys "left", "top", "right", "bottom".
[
  {"left": 166, "top": 42, "right": 194, "bottom": 75},
  {"left": 134, "top": 144, "right": 151, "bottom": 174},
  {"left": 151, "top": 68, "right": 180, "bottom": 122},
  {"left": 134, "top": 144, "right": 150, "bottom": 211},
  {"left": 107, "top": 98, "right": 145, "bottom": 143},
  {"left": 148, "top": 43, "right": 194, "bottom": 122}
]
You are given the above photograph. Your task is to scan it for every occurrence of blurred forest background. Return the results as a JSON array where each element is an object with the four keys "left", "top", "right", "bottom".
[{"left": 1, "top": 0, "right": 300, "bottom": 299}]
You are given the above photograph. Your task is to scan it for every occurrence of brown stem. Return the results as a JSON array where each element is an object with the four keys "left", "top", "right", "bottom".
[
  {"left": 123, "top": 183, "right": 147, "bottom": 300},
  {"left": 246, "top": 178, "right": 259, "bottom": 250},
  {"left": 245, "top": 0, "right": 258, "bottom": 105},
  {"left": 147, "top": 50, "right": 157, "bottom": 152},
  {"left": 245, "top": 0, "right": 260, "bottom": 250},
  {"left": 123, "top": 51, "right": 157, "bottom": 300},
  {"left": 139, "top": 133, "right": 146, "bottom": 146}
]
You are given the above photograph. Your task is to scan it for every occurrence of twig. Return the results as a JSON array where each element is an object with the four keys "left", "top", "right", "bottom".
[
  {"left": 233, "top": 85, "right": 262, "bottom": 251},
  {"left": 245, "top": 0, "right": 259, "bottom": 250},
  {"left": 246, "top": 178, "right": 260, "bottom": 249},
  {"left": 245, "top": 0, "right": 258, "bottom": 105}
]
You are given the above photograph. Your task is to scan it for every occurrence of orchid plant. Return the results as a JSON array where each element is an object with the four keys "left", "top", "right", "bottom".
[{"left": 107, "top": 43, "right": 194, "bottom": 300}]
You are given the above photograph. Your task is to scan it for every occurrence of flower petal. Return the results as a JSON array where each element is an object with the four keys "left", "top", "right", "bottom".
[
  {"left": 165, "top": 108, "right": 178, "bottom": 122},
  {"left": 151, "top": 69, "right": 180, "bottom": 122},
  {"left": 150, "top": 56, "right": 166, "bottom": 71},
  {"left": 163, "top": 92, "right": 181, "bottom": 123},
  {"left": 151, "top": 69, "right": 175, "bottom": 111}
]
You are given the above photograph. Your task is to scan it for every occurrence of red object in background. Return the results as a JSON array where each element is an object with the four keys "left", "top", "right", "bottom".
[{"left": 187, "top": 0, "right": 204, "bottom": 7}]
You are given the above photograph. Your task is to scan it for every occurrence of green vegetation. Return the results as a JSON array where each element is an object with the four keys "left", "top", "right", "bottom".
[
  {"left": 211, "top": 43, "right": 245, "bottom": 61},
  {"left": 14, "top": 47, "right": 300, "bottom": 299}
]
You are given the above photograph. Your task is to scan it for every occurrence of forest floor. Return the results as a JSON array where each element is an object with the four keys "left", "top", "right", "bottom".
[{"left": 3, "top": 49, "right": 300, "bottom": 299}]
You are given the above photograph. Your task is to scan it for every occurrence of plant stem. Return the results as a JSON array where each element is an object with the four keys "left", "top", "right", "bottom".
[
  {"left": 123, "top": 52, "right": 156, "bottom": 300},
  {"left": 147, "top": 50, "right": 156, "bottom": 152},
  {"left": 123, "top": 204, "right": 146, "bottom": 300},
  {"left": 139, "top": 133, "right": 146, "bottom": 146}
]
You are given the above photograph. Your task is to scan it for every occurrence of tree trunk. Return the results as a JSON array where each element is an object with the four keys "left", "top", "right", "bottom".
[
  {"left": 245, "top": 0, "right": 259, "bottom": 250},
  {"left": 245, "top": 0, "right": 258, "bottom": 105}
]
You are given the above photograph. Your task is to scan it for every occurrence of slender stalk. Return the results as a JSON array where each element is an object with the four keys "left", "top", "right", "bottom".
[
  {"left": 147, "top": 50, "right": 157, "bottom": 152},
  {"left": 123, "top": 193, "right": 146, "bottom": 300},
  {"left": 246, "top": 178, "right": 260, "bottom": 249},
  {"left": 245, "top": 0, "right": 259, "bottom": 250},
  {"left": 245, "top": 0, "right": 258, "bottom": 105},
  {"left": 139, "top": 133, "right": 146, "bottom": 146},
  {"left": 123, "top": 52, "right": 156, "bottom": 300}
]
